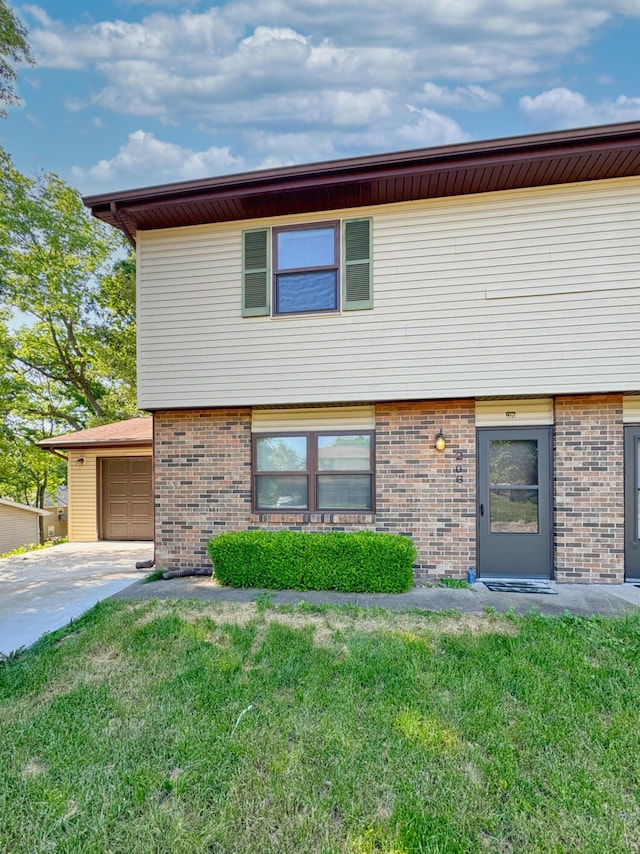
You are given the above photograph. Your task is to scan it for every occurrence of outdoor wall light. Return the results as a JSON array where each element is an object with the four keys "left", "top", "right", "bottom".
[
  {"left": 75, "top": 457, "right": 85, "bottom": 466},
  {"left": 434, "top": 431, "right": 446, "bottom": 452}
]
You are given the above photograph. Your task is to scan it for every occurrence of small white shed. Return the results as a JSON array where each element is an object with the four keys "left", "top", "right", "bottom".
[{"left": 0, "top": 499, "right": 49, "bottom": 554}]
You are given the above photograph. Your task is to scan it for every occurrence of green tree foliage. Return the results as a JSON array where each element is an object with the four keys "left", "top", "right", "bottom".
[
  {"left": 0, "top": 0, "right": 33, "bottom": 117},
  {"left": 94, "top": 255, "right": 137, "bottom": 417},
  {"left": 0, "top": 147, "right": 137, "bottom": 428},
  {"left": 0, "top": 149, "right": 138, "bottom": 524}
]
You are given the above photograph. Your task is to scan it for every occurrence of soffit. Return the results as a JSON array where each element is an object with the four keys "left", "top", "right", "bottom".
[{"left": 84, "top": 122, "right": 640, "bottom": 237}]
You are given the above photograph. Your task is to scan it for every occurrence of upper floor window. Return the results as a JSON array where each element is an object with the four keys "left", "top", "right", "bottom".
[
  {"left": 242, "top": 217, "right": 373, "bottom": 318},
  {"left": 273, "top": 223, "right": 339, "bottom": 315}
]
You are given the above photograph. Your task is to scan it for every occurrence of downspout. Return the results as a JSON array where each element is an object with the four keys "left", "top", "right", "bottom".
[{"left": 110, "top": 202, "right": 136, "bottom": 248}]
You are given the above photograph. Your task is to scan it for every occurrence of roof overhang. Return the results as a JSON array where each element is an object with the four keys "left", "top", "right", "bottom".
[
  {"left": 84, "top": 122, "right": 640, "bottom": 240},
  {"left": 0, "top": 498, "right": 49, "bottom": 516},
  {"left": 37, "top": 438, "right": 151, "bottom": 450}
]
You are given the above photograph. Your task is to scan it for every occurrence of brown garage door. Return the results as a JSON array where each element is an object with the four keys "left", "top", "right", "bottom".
[{"left": 101, "top": 457, "right": 153, "bottom": 541}]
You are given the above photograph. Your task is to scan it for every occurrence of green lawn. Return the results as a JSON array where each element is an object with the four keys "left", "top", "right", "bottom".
[{"left": 1, "top": 599, "right": 640, "bottom": 853}]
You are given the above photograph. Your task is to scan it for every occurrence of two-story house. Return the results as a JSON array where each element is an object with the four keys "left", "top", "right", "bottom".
[{"left": 84, "top": 122, "right": 640, "bottom": 585}]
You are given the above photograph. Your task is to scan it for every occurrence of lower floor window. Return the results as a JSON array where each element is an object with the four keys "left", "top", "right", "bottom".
[{"left": 253, "top": 432, "right": 374, "bottom": 512}]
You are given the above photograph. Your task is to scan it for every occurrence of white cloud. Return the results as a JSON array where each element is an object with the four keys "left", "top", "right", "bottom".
[
  {"left": 420, "top": 82, "right": 501, "bottom": 111},
  {"left": 64, "top": 97, "right": 86, "bottom": 112},
  {"left": 26, "top": 6, "right": 239, "bottom": 71},
  {"left": 392, "top": 106, "right": 470, "bottom": 148},
  {"left": 520, "top": 87, "right": 640, "bottom": 127},
  {"left": 249, "top": 130, "right": 339, "bottom": 167},
  {"left": 22, "top": 1, "right": 640, "bottom": 191},
  {"left": 24, "top": 1, "right": 640, "bottom": 130},
  {"left": 125, "top": 0, "right": 202, "bottom": 6},
  {"left": 246, "top": 104, "right": 469, "bottom": 167},
  {"left": 71, "top": 130, "right": 243, "bottom": 190},
  {"left": 21, "top": 5, "right": 53, "bottom": 27},
  {"left": 206, "top": 88, "right": 393, "bottom": 128}
]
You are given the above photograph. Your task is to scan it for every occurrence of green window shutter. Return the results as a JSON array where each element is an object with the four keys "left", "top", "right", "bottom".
[
  {"left": 342, "top": 217, "right": 372, "bottom": 311},
  {"left": 242, "top": 228, "right": 270, "bottom": 317}
]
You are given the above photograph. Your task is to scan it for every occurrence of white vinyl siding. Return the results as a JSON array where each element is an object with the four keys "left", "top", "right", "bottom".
[{"left": 137, "top": 176, "right": 640, "bottom": 409}]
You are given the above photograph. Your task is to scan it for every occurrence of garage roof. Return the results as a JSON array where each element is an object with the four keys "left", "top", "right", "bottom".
[
  {"left": 83, "top": 122, "right": 640, "bottom": 244},
  {"left": 0, "top": 498, "right": 49, "bottom": 516},
  {"left": 38, "top": 418, "right": 152, "bottom": 449}
]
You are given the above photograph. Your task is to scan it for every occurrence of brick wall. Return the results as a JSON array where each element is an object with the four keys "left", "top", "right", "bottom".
[
  {"left": 154, "top": 409, "right": 253, "bottom": 571},
  {"left": 375, "top": 400, "right": 476, "bottom": 584},
  {"left": 554, "top": 394, "right": 624, "bottom": 582},
  {"left": 154, "top": 395, "right": 626, "bottom": 583},
  {"left": 154, "top": 401, "right": 476, "bottom": 580}
]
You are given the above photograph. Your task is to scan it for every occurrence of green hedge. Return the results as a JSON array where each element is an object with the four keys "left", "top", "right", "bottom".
[{"left": 207, "top": 530, "right": 416, "bottom": 593}]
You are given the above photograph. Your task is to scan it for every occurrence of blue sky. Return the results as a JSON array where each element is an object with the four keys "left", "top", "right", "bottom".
[{"left": 3, "top": 0, "right": 640, "bottom": 194}]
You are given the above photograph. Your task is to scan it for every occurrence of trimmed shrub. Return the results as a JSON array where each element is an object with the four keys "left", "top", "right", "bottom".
[{"left": 207, "top": 530, "right": 415, "bottom": 593}]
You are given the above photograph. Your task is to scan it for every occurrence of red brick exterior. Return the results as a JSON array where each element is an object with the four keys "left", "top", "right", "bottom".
[
  {"left": 374, "top": 400, "right": 476, "bottom": 584},
  {"left": 154, "top": 409, "right": 252, "bottom": 571},
  {"left": 554, "top": 394, "right": 624, "bottom": 582},
  {"left": 153, "top": 394, "right": 626, "bottom": 583}
]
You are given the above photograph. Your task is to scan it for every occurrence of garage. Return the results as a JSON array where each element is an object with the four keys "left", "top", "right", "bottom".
[
  {"left": 38, "top": 418, "right": 153, "bottom": 542},
  {"left": 101, "top": 457, "right": 153, "bottom": 541}
]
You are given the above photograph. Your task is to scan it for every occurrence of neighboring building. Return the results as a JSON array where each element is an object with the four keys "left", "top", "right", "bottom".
[
  {"left": 0, "top": 499, "right": 49, "bottom": 554},
  {"left": 84, "top": 122, "right": 640, "bottom": 583},
  {"left": 38, "top": 419, "right": 153, "bottom": 542},
  {"left": 43, "top": 486, "right": 69, "bottom": 540}
]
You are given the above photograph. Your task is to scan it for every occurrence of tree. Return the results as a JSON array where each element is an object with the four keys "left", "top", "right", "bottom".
[
  {"left": 0, "top": 310, "right": 66, "bottom": 540},
  {"left": 0, "top": 0, "right": 34, "bottom": 117},
  {"left": 0, "top": 150, "right": 138, "bottom": 528},
  {"left": 0, "top": 147, "right": 137, "bottom": 429},
  {"left": 0, "top": 417, "right": 67, "bottom": 540}
]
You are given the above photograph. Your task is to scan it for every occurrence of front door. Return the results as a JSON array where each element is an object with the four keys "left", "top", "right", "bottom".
[
  {"left": 477, "top": 428, "right": 552, "bottom": 579},
  {"left": 624, "top": 426, "right": 640, "bottom": 580}
]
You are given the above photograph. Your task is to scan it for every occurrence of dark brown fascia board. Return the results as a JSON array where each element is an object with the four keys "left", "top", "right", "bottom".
[
  {"left": 84, "top": 121, "right": 640, "bottom": 230},
  {"left": 119, "top": 136, "right": 640, "bottom": 214}
]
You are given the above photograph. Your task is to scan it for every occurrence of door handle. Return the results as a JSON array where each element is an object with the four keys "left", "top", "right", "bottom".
[{"left": 480, "top": 503, "right": 484, "bottom": 516}]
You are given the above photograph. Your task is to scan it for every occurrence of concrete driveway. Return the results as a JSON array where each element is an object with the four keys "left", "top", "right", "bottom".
[{"left": 0, "top": 541, "right": 153, "bottom": 655}]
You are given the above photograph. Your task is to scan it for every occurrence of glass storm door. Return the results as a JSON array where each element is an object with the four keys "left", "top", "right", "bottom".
[
  {"left": 477, "top": 428, "right": 552, "bottom": 579},
  {"left": 624, "top": 427, "right": 640, "bottom": 581}
]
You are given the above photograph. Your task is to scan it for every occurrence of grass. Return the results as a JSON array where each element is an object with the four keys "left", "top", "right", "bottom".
[
  {"left": 439, "top": 577, "right": 471, "bottom": 589},
  {"left": 1, "top": 601, "right": 640, "bottom": 853}
]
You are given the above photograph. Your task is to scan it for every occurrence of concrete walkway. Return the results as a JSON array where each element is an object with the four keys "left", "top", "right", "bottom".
[
  {"left": 0, "top": 541, "right": 153, "bottom": 655},
  {"left": 113, "top": 574, "right": 640, "bottom": 618}
]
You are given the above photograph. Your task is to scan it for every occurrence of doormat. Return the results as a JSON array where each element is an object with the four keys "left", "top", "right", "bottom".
[{"left": 483, "top": 580, "right": 557, "bottom": 594}]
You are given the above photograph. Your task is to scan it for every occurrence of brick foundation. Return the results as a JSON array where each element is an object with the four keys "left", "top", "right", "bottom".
[{"left": 153, "top": 394, "right": 626, "bottom": 583}]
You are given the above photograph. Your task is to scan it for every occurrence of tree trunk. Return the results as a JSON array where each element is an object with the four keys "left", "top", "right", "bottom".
[{"left": 36, "top": 478, "right": 47, "bottom": 544}]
